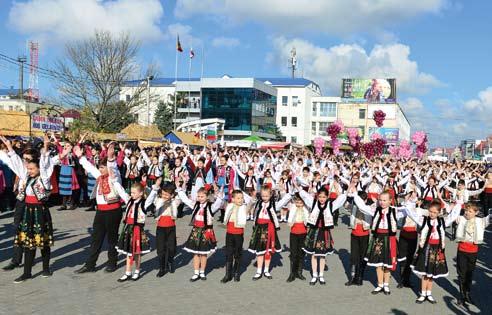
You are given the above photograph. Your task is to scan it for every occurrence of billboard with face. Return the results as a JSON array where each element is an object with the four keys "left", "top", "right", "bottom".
[{"left": 342, "top": 79, "right": 396, "bottom": 103}]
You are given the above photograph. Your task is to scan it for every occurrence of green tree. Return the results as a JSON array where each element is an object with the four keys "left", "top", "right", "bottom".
[{"left": 154, "top": 101, "right": 175, "bottom": 134}]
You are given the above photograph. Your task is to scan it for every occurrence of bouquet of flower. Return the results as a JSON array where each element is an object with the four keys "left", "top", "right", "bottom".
[{"left": 373, "top": 110, "right": 386, "bottom": 127}]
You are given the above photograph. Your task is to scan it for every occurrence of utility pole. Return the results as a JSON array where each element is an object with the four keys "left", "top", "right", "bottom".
[
  {"left": 289, "top": 47, "right": 297, "bottom": 79},
  {"left": 17, "top": 55, "right": 27, "bottom": 100},
  {"left": 146, "top": 75, "right": 154, "bottom": 125}
]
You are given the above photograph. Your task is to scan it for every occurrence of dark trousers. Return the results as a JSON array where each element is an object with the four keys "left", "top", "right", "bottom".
[
  {"left": 11, "top": 200, "right": 25, "bottom": 265},
  {"left": 289, "top": 233, "right": 306, "bottom": 262},
  {"left": 225, "top": 233, "right": 244, "bottom": 261},
  {"left": 85, "top": 209, "right": 122, "bottom": 269},
  {"left": 484, "top": 192, "right": 492, "bottom": 214},
  {"left": 350, "top": 234, "right": 369, "bottom": 265},
  {"left": 457, "top": 250, "right": 478, "bottom": 293},
  {"left": 23, "top": 247, "right": 50, "bottom": 276},
  {"left": 156, "top": 226, "right": 177, "bottom": 268},
  {"left": 398, "top": 235, "right": 417, "bottom": 282}
]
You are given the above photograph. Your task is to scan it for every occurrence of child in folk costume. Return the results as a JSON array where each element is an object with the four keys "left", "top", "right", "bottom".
[
  {"left": 187, "top": 156, "right": 212, "bottom": 199},
  {"left": 56, "top": 140, "right": 80, "bottom": 210},
  {"left": 140, "top": 147, "right": 162, "bottom": 190},
  {"left": 454, "top": 203, "right": 491, "bottom": 306},
  {"left": 248, "top": 185, "right": 291, "bottom": 280},
  {"left": 298, "top": 187, "right": 347, "bottom": 285},
  {"left": 145, "top": 179, "right": 180, "bottom": 277},
  {"left": 220, "top": 190, "right": 252, "bottom": 283},
  {"left": 351, "top": 190, "right": 408, "bottom": 295},
  {"left": 177, "top": 183, "right": 223, "bottom": 281},
  {"left": 1, "top": 135, "right": 55, "bottom": 283},
  {"left": 286, "top": 193, "right": 310, "bottom": 282},
  {"left": 73, "top": 145, "right": 129, "bottom": 274},
  {"left": 405, "top": 199, "right": 462, "bottom": 304},
  {"left": 278, "top": 170, "right": 294, "bottom": 223},
  {"left": 124, "top": 154, "right": 143, "bottom": 193},
  {"left": 215, "top": 155, "right": 236, "bottom": 222},
  {"left": 345, "top": 191, "right": 372, "bottom": 287},
  {"left": 233, "top": 166, "right": 257, "bottom": 220},
  {"left": 116, "top": 183, "right": 150, "bottom": 282}
]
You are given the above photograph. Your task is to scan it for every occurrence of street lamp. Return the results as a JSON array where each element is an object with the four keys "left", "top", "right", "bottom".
[{"left": 146, "top": 75, "right": 154, "bottom": 126}]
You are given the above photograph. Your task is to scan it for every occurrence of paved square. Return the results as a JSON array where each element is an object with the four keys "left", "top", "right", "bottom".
[{"left": 0, "top": 208, "right": 490, "bottom": 315}]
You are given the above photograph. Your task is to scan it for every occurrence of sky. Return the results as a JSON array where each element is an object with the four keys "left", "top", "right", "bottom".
[{"left": 0, "top": 0, "right": 491, "bottom": 148}]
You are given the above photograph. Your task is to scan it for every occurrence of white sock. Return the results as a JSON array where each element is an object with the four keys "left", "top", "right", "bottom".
[
  {"left": 421, "top": 291, "right": 427, "bottom": 296},
  {"left": 319, "top": 271, "right": 324, "bottom": 277},
  {"left": 125, "top": 271, "right": 131, "bottom": 276},
  {"left": 313, "top": 272, "right": 318, "bottom": 278},
  {"left": 256, "top": 267, "right": 262, "bottom": 274},
  {"left": 383, "top": 282, "right": 389, "bottom": 287},
  {"left": 426, "top": 290, "right": 432, "bottom": 296},
  {"left": 194, "top": 270, "right": 199, "bottom": 275}
]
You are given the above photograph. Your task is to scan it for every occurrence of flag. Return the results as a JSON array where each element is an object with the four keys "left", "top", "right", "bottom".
[
  {"left": 190, "top": 47, "right": 195, "bottom": 59},
  {"left": 176, "top": 35, "right": 183, "bottom": 52}
]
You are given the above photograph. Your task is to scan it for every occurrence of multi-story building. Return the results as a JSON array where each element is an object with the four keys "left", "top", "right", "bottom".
[{"left": 310, "top": 96, "right": 340, "bottom": 139}]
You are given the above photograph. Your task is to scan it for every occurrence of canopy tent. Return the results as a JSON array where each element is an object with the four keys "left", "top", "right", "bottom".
[
  {"left": 164, "top": 131, "right": 207, "bottom": 147},
  {"left": 259, "top": 142, "right": 290, "bottom": 150},
  {"left": 242, "top": 135, "right": 265, "bottom": 142},
  {"left": 119, "top": 123, "right": 163, "bottom": 140}
]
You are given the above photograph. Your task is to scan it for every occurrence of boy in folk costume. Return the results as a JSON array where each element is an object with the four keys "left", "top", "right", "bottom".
[
  {"left": 145, "top": 179, "right": 180, "bottom": 277},
  {"left": 220, "top": 190, "right": 252, "bottom": 283},
  {"left": 286, "top": 193, "right": 310, "bottom": 282},
  {"left": 405, "top": 199, "right": 462, "bottom": 304},
  {"left": 344, "top": 191, "right": 372, "bottom": 287},
  {"left": 116, "top": 183, "right": 150, "bottom": 282},
  {"left": 248, "top": 185, "right": 291, "bottom": 280},
  {"left": 215, "top": 155, "right": 236, "bottom": 222},
  {"left": 278, "top": 169, "right": 294, "bottom": 223},
  {"left": 140, "top": 145, "right": 162, "bottom": 190},
  {"left": 454, "top": 203, "right": 491, "bottom": 306},
  {"left": 297, "top": 187, "right": 347, "bottom": 285},
  {"left": 233, "top": 165, "right": 257, "bottom": 220},
  {"left": 0, "top": 135, "right": 55, "bottom": 283},
  {"left": 187, "top": 156, "right": 212, "bottom": 199},
  {"left": 351, "top": 189, "right": 409, "bottom": 295},
  {"left": 171, "top": 157, "right": 188, "bottom": 218},
  {"left": 177, "top": 183, "right": 223, "bottom": 281},
  {"left": 73, "top": 145, "right": 129, "bottom": 274}
]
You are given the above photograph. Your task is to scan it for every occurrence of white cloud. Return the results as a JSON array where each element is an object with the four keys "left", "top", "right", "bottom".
[
  {"left": 270, "top": 37, "right": 441, "bottom": 95},
  {"left": 8, "top": 0, "right": 165, "bottom": 42},
  {"left": 464, "top": 87, "right": 492, "bottom": 113},
  {"left": 212, "top": 37, "right": 240, "bottom": 48},
  {"left": 174, "top": 0, "right": 447, "bottom": 35},
  {"left": 401, "top": 97, "right": 424, "bottom": 112}
]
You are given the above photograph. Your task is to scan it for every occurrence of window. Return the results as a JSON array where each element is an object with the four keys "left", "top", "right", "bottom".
[
  {"left": 311, "top": 122, "right": 317, "bottom": 135},
  {"left": 282, "top": 96, "right": 288, "bottom": 106},
  {"left": 292, "top": 96, "right": 299, "bottom": 107},
  {"left": 125, "top": 94, "right": 131, "bottom": 102},
  {"left": 319, "top": 102, "right": 336, "bottom": 117},
  {"left": 291, "top": 117, "right": 297, "bottom": 127},
  {"left": 319, "top": 122, "right": 329, "bottom": 136},
  {"left": 359, "top": 108, "right": 366, "bottom": 119},
  {"left": 312, "top": 102, "right": 317, "bottom": 116},
  {"left": 291, "top": 136, "right": 297, "bottom": 144},
  {"left": 281, "top": 116, "right": 287, "bottom": 126}
]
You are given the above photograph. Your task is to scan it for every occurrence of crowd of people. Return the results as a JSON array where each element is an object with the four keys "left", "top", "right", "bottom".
[{"left": 0, "top": 133, "right": 490, "bottom": 307}]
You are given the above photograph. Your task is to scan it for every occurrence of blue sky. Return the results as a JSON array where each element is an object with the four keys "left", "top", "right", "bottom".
[{"left": 0, "top": 0, "right": 491, "bottom": 147}]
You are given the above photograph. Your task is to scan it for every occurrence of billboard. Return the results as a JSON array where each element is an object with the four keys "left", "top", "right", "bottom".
[
  {"left": 342, "top": 78, "right": 396, "bottom": 103},
  {"left": 368, "top": 127, "right": 399, "bottom": 143},
  {"left": 31, "top": 114, "right": 64, "bottom": 132}
]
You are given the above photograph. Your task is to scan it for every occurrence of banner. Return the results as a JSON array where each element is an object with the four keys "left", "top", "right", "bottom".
[
  {"left": 337, "top": 126, "right": 365, "bottom": 144},
  {"left": 368, "top": 127, "right": 399, "bottom": 143},
  {"left": 206, "top": 125, "right": 217, "bottom": 142},
  {"left": 31, "top": 114, "right": 64, "bottom": 132},
  {"left": 342, "top": 78, "right": 396, "bottom": 103}
]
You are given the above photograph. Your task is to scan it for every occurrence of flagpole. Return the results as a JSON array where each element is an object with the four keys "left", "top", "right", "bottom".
[
  {"left": 173, "top": 35, "right": 179, "bottom": 131},
  {"left": 201, "top": 43, "right": 204, "bottom": 79},
  {"left": 188, "top": 42, "right": 192, "bottom": 122}
]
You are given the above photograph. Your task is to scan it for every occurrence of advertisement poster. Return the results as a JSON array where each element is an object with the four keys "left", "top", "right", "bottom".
[
  {"left": 342, "top": 78, "right": 396, "bottom": 103},
  {"left": 368, "top": 127, "right": 399, "bottom": 143},
  {"left": 31, "top": 114, "right": 64, "bottom": 132}
]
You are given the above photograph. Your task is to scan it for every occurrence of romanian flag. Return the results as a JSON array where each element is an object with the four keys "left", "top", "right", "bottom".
[
  {"left": 190, "top": 47, "right": 195, "bottom": 59},
  {"left": 176, "top": 35, "right": 183, "bottom": 52}
]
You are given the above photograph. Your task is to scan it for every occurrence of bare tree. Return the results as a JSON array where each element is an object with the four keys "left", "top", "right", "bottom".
[{"left": 54, "top": 30, "right": 155, "bottom": 130}]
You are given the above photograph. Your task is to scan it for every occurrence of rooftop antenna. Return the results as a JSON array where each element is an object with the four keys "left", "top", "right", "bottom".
[
  {"left": 28, "top": 41, "right": 39, "bottom": 102},
  {"left": 289, "top": 47, "right": 297, "bottom": 78}
]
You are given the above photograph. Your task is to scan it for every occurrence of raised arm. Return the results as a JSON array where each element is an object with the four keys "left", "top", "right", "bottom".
[
  {"left": 332, "top": 193, "right": 347, "bottom": 210},
  {"left": 444, "top": 202, "right": 463, "bottom": 227},
  {"left": 176, "top": 189, "right": 195, "bottom": 209},
  {"left": 298, "top": 189, "right": 314, "bottom": 207},
  {"left": 468, "top": 187, "right": 484, "bottom": 197},
  {"left": 352, "top": 194, "right": 375, "bottom": 216},
  {"left": 276, "top": 192, "right": 293, "bottom": 210}
]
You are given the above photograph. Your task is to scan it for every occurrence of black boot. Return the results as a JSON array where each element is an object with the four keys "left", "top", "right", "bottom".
[
  {"left": 355, "top": 262, "right": 366, "bottom": 286},
  {"left": 457, "top": 278, "right": 467, "bottom": 306},
  {"left": 345, "top": 264, "right": 356, "bottom": 286},
  {"left": 168, "top": 258, "right": 175, "bottom": 274},
  {"left": 296, "top": 257, "right": 306, "bottom": 280},
  {"left": 286, "top": 259, "right": 296, "bottom": 282},
  {"left": 221, "top": 259, "right": 233, "bottom": 283},
  {"left": 233, "top": 258, "right": 241, "bottom": 282},
  {"left": 157, "top": 256, "right": 166, "bottom": 278}
]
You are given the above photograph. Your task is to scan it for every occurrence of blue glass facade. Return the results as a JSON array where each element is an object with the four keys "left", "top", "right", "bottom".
[{"left": 201, "top": 87, "right": 277, "bottom": 138}]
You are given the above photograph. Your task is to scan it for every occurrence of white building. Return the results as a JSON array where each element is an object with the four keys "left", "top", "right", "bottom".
[{"left": 310, "top": 96, "right": 340, "bottom": 141}]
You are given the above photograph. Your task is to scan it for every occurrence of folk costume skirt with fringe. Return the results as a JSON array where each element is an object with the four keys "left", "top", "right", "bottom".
[
  {"left": 59, "top": 165, "right": 79, "bottom": 196},
  {"left": 411, "top": 243, "right": 449, "bottom": 278},
  {"left": 248, "top": 219, "right": 281, "bottom": 257},
  {"left": 14, "top": 202, "right": 54, "bottom": 249},
  {"left": 184, "top": 222, "right": 217, "bottom": 255},
  {"left": 303, "top": 223, "right": 334, "bottom": 257},
  {"left": 365, "top": 230, "right": 398, "bottom": 270},
  {"left": 116, "top": 220, "right": 151, "bottom": 258}
]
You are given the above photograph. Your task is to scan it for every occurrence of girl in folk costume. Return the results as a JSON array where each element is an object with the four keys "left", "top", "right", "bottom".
[
  {"left": 233, "top": 165, "right": 257, "bottom": 221},
  {"left": 278, "top": 169, "right": 294, "bottom": 223},
  {"left": 479, "top": 171, "right": 492, "bottom": 212},
  {"left": 298, "top": 187, "right": 347, "bottom": 285},
  {"left": 0, "top": 135, "right": 55, "bottom": 283},
  {"left": 405, "top": 199, "right": 462, "bottom": 304},
  {"left": 177, "top": 183, "right": 223, "bottom": 281},
  {"left": 415, "top": 175, "right": 448, "bottom": 209},
  {"left": 171, "top": 157, "right": 189, "bottom": 218},
  {"left": 116, "top": 183, "right": 150, "bottom": 282},
  {"left": 261, "top": 169, "right": 276, "bottom": 190},
  {"left": 325, "top": 176, "right": 344, "bottom": 226},
  {"left": 220, "top": 190, "right": 252, "bottom": 283},
  {"left": 124, "top": 153, "right": 143, "bottom": 193},
  {"left": 83, "top": 142, "right": 101, "bottom": 211},
  {"left": 187, "top": 156, "right": 212, "bottom": 199},
  {"left": 379, "top": 172, "right": 409, "bottom": 206},
  {"left": 140, "top": 146, "right": 162, "bottom": 190},
  {"left": 73, "top": 144, "right": 129, "bottom": 274},
  {"left": 56, "top": 140, "right": 80, "bottom": 210},
  {"left": 454, "top": 203, "right": 491, "bottom": 306},
  {"left": 367, "top": 176, "right": 383, "bottom": 201},
  {"left": 248, "top": 185, "right": 291, "bottom": 280},
  {"left": 344, "top": 191, "right": 372, "bottom": 287},
  {"left": 286, "top": 193, "right": 310, "bottom": 283},
  {"left": 146, "top": 179, "right": 180, "bottom": 278},
  {"left": 351, "top": 190, "right": 408, "bottom": 295},
  {"left": 215, "top": 155, "right": 236, "bottom": 221}
]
